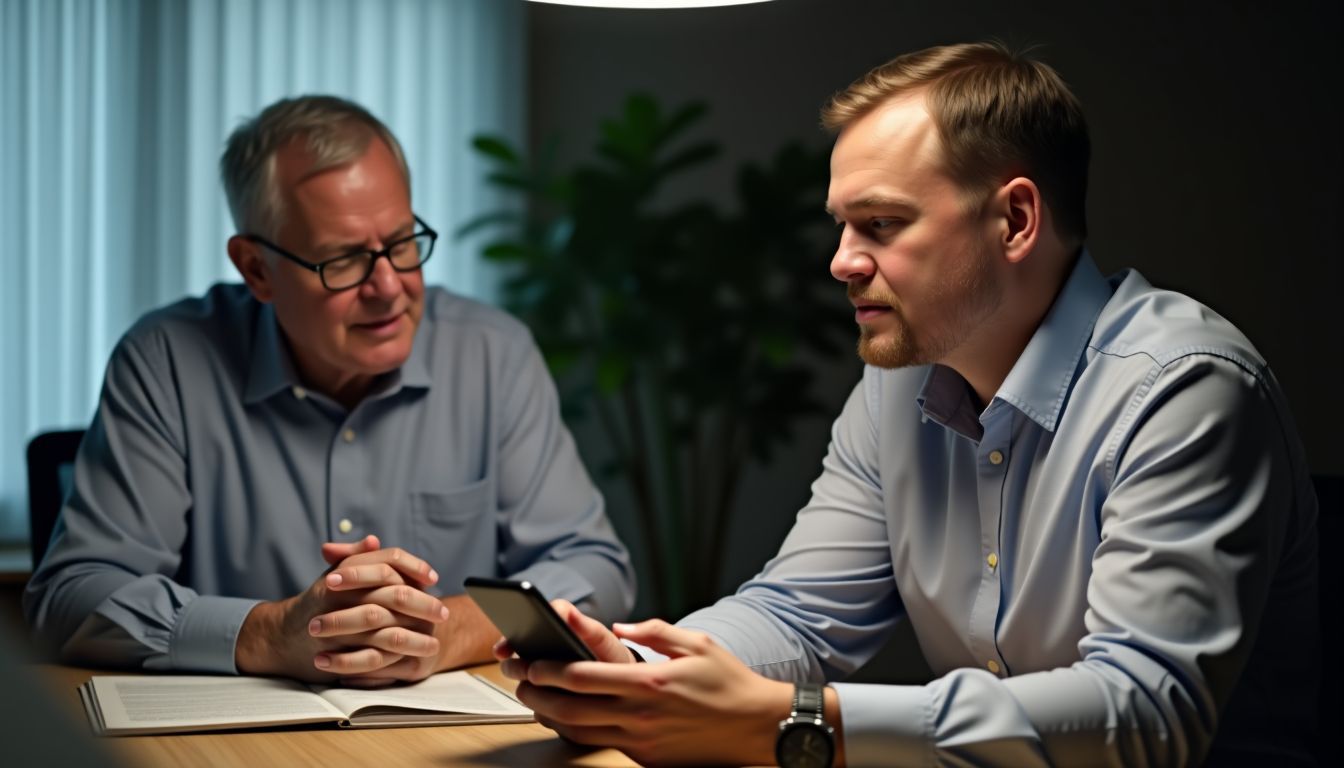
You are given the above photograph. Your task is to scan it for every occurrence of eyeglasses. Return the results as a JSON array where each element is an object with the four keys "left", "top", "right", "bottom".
[{"left": 244, "top": 214, "right": 438, "bottom": 291}]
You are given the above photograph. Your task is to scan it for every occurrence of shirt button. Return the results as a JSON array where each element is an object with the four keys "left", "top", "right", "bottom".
[
  {"left": 987, "top": 552, "right": 998, "bottom": 569},
  {"left": 988, "top": 450, "right": 1004, "bottom": 465},
  {"left": 338, "top": 519, "right": 353, "bottom": 534},
  {"left": 987, "top": 660, "right": 1001, "bottom": 675},
  {"left": 292, "top": 386, "right": 307, "bottom": 400},
  {"left": 342, "top": 428, "right": 356, "bottom": 443}
]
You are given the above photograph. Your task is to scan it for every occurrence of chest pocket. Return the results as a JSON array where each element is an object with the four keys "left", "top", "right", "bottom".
[{"left": 410, "top": 479, "right": 495, "bottom": 593}]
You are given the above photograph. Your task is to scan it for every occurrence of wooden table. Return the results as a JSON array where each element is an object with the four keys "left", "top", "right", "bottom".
[{"left": 36, "top": 664, "right": 640, "bottom": 768}]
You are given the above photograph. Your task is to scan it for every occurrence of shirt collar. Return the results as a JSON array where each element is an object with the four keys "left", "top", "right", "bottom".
[
  {"left": 993, "top": 249, "right": 1113, "bottom": 432},
  {"left": 914, "top": 250, "right": 1113, "bottom": 439},
  {"left": 244, "top": 304, "right": 299, "bottom": 404},
  {"left": 915, "top": 364, "right": 986, "bottom": 441},
  {"left": 244, "top": 302, "right": 433, "bottom": 405},
  {"left": 398, "top": 317, "right": 433, "bottom": 389}
]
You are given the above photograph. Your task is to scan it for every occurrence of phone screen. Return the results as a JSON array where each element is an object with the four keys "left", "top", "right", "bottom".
[{"left": 464, "top": 577, "right": 597, "bottom": 662}]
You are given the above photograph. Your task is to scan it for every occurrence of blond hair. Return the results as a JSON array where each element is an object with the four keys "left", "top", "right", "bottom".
[
  {"left": 823, "top": 42, "right": 1089, "bottom": 244},
  {"left": 220, "top": 95, "right": 411, "bottom": 239}
]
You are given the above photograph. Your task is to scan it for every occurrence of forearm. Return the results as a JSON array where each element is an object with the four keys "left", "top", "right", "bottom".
[
  {"left": 434, "top": 593, "right": 504, "bottom": 671},
  {"left": 235, "top": 598, "right": 295, "bottom": 676},
  {"left": 825, "top": 686, "right": 849, "bottom": 768}
]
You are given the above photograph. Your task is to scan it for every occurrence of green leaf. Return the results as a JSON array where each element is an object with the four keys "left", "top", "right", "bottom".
[
  {"left": 760, "top": 334, "right": 794, "bottom": 365},
  {"left": 655, "top": 141, "right": 720, "bottom": 179},
  {"left": 546, "top": 217, "right": 576, "bottom": 253},
  {"left": 482, "top": 241, "right": 529, "bottom": 262},
  {"left": 454, "top": 210, "right": 519, "bottom": 240},
  {"left": 486, "top": 171, "right": 532, "bottom": 191},
  {"left": 625, "top": 93, "right": 660, "bottom": 138},
  {"left": 543, "top": 347, "right": 581, "bottom": 375},
  {"left": 658, "top": 101, "right": 708, "bottom": 144},
  {"left": 595, "top": 355, "right": 629, "bottom": 395},
  {"left": 471, "top": 135, "right": 520, "bottom": 165}
]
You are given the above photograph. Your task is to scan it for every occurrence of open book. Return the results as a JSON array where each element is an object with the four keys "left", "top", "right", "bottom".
[{"left": 79, "top": 670, "right": 533, "bottom": 736}]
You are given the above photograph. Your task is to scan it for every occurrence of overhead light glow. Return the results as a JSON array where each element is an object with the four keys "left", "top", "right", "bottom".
[{"left": 527, "top": 1, "right": 773, "bottom": 8}]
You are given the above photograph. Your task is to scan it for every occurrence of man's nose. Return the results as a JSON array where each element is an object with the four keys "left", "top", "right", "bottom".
[
  {"left": 830, "top": 228, "right": 874, "bottom": 283},
  {"left": 361, "top": 253, "right": 402, "bottom": 298}
]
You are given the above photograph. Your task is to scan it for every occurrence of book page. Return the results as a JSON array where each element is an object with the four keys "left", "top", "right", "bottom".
[
  {"left": 87, "top": 675, "right": 346, "bottom": 734},
  {"left": 316, "top": 670, "right": 531, "bottom": 720}
]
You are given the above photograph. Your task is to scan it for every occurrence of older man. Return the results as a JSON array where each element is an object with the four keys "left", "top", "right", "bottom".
[
  {"left": 497, "top": 43, "right": 1318, "bottom": 767},
  {"left": 25, "top": 95, "right": 634, "bottom": 684}
]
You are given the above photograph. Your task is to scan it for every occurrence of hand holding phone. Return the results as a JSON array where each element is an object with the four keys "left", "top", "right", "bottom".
[{"left": 464, "top": 577, "right": 596, "bottom": 662}]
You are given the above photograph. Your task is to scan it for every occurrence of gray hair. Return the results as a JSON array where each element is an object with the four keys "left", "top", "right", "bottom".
[{"left": 220, "top": 95, "right": 412, "bottom": 239}]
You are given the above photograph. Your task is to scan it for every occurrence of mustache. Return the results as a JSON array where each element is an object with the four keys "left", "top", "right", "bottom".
[{"left": 847, "top": 284, "right": 899, "bottom": 307}]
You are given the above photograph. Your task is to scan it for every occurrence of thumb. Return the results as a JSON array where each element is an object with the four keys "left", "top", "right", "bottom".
[
  {"left": 611, "top": 618, "right": 711, "bottom": 659},
  {"left": 553, "top": 600, "right": 635, "bottom": 663},
  {"left": 321, "top": 534, "right": 380, "bottom": 566}
]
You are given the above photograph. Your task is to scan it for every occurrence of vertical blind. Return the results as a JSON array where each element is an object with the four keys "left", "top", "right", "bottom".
[{"left": 0, "top": 0, "right": 525, "bottom": 543}]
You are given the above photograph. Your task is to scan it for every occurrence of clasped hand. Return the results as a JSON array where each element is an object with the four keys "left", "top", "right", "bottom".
[{"left": 237, "top": 535, "right": 449, "bottom": 685}]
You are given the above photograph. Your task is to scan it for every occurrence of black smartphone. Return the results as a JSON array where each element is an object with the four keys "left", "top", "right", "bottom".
[{"left": 463, "top": 576, "right": 596, "bottom": 662}]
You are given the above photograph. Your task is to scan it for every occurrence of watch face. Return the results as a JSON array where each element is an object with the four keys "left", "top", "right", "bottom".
[{"left": 778, "top": 722, "right": 834, "bottom": 768}]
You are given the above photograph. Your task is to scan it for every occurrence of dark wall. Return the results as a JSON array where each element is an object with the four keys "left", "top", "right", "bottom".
[{"left": 527, "top": 0, "right": 1344, "bottom": 627}]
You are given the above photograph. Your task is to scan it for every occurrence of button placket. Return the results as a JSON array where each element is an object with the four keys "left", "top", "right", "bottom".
[
  {"left": 971, "top": 410, "right": 1013, "bottom": 680},
  {"left": 329, "top": 417, "right": 363, "bottom": 541}
]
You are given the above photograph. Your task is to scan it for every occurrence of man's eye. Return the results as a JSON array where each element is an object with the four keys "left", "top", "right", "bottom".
[
  {"left": 325, "top": 253, "right": 366, "bottom": 275},
  {"left": 871, "top": 218, "right": 902, "bottom": 231}
]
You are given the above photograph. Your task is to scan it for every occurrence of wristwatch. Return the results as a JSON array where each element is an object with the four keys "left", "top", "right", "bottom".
[{"left": 776, "top": 682, "right": 835, "bottom": 768}]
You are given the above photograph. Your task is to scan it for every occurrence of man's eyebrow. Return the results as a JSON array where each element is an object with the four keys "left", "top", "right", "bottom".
[
  {"left": 313, "top": 221, "right": 416, "bottom": 256},
  {"left": 822, "top": 195, "right": 919, "bottom": 219},
  {"left": 828, "top": 195, "right": 918, "bottom": 215}
]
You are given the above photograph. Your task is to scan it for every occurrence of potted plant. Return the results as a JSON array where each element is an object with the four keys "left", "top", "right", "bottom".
[{"left": 463, "top": 94, "right": 850, "bottom": 616}]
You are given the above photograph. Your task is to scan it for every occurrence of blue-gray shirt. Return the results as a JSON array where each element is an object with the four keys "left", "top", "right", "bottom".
[
  {"left": 24, "top": 284, "right": 635, "bottom": 673},
  {"left": 673, "top": 253, "right": 1317, "bottom": 766}
]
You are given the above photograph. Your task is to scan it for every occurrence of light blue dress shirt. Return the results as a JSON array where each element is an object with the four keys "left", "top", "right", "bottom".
[
  {"left": 24, "top": 284, "right": 635, "bottom": 673},
  {"left": 676, "top": 253, "right": 1318, "bottom": 766}
]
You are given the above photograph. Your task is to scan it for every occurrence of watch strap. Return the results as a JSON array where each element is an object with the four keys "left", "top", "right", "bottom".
[{"left": 792, "top": 682, "right": 825, "bottom": 720}]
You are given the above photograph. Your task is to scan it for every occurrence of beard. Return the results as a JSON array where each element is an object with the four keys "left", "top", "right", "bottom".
[{"left": 851, "top": 246, "right": 1002, "bottom": 370}]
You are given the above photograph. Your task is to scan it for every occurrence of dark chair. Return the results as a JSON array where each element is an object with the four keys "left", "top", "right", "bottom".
[{"left": 25, "top": 429, "right": 86, "bottom": 570}]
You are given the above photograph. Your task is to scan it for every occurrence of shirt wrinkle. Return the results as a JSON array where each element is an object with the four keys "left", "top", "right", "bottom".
[
  {"left": 25, "top": 283, "right": 635, "bottom": 673},
  {"left": 686, "top": 252, "right": 1317, "bottom": 766}
]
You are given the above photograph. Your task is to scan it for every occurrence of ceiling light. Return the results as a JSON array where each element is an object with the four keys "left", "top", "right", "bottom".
[{"left": 527, "top": 1, "right": 774, "bottom": 9}]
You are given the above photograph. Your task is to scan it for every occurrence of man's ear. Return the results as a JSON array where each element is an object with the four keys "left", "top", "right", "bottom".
[
  {"left": 227, "top": 235, "right": 274, "bottom": 303},
  {"left": 993, "top": 177, "right": 1041, "bottom": 265}
]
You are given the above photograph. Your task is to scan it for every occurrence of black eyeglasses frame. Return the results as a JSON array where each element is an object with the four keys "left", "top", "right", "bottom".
[{"left": 243, "top": 214, "right": 438, "bottom": 291}]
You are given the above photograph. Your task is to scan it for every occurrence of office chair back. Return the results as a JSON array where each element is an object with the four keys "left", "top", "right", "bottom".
[{"left": 25, "top": 429, "right": 86, "bottom": 570}]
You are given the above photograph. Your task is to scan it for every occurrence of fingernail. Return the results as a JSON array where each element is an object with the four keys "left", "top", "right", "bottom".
[
  {"left": 439, "top": 606, "right": 450, "bottom": 620},
  {"left": 314, "top": 654, "right": 331, "bottom": 669},
  {"left": 308, "top": 619, "right": 321, "bottom": 635},
  {"left": 326, "top": 572, "right": 343, "bottom": 587},
  {"left": 428, "top": 569, "right": 439, "bottom": 583},
  {"left": 613, "top": 623, "right": 633, "bottom": 632}
]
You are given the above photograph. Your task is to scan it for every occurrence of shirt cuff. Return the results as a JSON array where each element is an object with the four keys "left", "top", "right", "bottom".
[
  {"left": 167, "top": 596, "right": 261, "bottom": 674},
  {"left": 620, "top": 639, "right": 665, "bottom": 663},
  {"left": 832, "top": 682, "right": 934, "bottom": 767}
]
